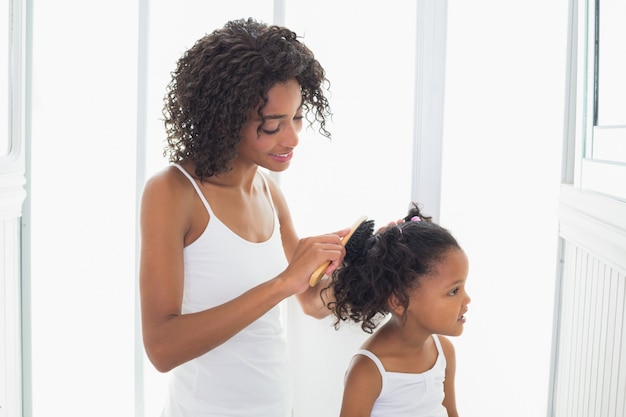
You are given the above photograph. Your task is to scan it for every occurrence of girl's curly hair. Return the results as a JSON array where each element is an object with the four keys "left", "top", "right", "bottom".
[
  {"left": 325, "top": 203, "right": 461, "bottom": 333},
  {"left": 163, "top": 18, "right": 332, "bottom": 180}
]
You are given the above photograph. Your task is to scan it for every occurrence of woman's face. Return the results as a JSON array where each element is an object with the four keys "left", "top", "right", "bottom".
[{"left": 237, "top": 78, "right": 304, "bottom": 173}]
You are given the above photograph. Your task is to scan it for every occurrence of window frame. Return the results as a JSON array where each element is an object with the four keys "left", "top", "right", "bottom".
[
  {"left": 1, "top": 0, "right": 27, "bottom": 416},
  {"left": 575, "top": 0, "right": 626, "bottom": 201}
]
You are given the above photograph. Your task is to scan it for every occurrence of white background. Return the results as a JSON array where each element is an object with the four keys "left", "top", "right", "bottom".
[{"left": 25, "top": 1, "right": 566, "bottom": 416}]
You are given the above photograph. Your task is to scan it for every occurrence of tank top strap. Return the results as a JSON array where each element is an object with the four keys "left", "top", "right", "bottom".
[
  {"left": 257, "top": 170, "right": 278, "bottom": 214},
  {"left": 172, "top": 163, "right": 216, "bottom": 218},
  {"left": 432, "top": 334, "right": 443, "bottom": 356}
]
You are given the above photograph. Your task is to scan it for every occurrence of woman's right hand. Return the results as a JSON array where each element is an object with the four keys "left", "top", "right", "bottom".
[{"left": 279, "top": 229, "right": 348, "bottom": 294}]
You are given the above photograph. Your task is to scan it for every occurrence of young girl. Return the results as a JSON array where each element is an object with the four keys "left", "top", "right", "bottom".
[
  {"left": 325, "top": 203, "right": 470, "bottom": 417},
  {"left": 139, "top": 18, "right": 348, "bottom": 417}
]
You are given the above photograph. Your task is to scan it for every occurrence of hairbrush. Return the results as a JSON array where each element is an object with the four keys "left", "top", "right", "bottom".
[{"left": 308, "top": 215, "right": 375, "bottom": 286}]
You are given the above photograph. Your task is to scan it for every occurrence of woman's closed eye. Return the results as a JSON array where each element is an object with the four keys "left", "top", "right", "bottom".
[
  {"left": 261, "top": 115, "right": 304, "bottom": 135},
  {"left": 262, "top": 120, "right": 281, "bottom": 135}
]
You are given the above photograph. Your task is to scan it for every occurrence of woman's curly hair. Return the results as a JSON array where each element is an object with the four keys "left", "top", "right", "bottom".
[
  {"left": 163, "top": 18, "right": 332, "bottom": 180},
  {"left": 325, "top": 203, "right": 461, "bottom": 333}
]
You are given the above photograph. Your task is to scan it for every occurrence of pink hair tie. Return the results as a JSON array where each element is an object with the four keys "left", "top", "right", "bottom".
[{"left": 411, "top": 216, "right": 421, "bottom": 222}]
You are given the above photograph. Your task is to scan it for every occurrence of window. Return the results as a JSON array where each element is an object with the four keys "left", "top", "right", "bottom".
[{"left": 577, "top": 0, "right": 626, "bottom": 201}]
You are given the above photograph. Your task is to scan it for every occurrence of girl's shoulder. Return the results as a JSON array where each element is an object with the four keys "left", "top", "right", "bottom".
[
  {"left": 340, "top": 352, "right": 382, "bottom": 416},
  {"left": 345, "top": 352, "right": 384, "bottom": 393}
]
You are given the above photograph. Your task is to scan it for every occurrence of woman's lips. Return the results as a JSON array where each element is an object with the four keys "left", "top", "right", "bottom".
[{"left": 270, "top": 151, "right": 293, "bottom": 163}]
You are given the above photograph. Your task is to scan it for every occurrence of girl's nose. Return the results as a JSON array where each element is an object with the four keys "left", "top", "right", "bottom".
[{"left": 464, "top": 290, "right": 471, "bottom": 305}]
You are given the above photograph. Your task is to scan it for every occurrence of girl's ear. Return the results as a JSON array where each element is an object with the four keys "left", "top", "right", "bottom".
[{"left": 387, "top": 292, "right": 406, "bottom": 316}]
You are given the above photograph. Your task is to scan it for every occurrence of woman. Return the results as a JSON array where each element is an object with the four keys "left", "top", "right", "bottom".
[{"left": 139, "top": 18, "right": 346, "bottom": 417}]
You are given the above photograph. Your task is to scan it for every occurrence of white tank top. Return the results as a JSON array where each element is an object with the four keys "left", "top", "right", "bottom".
[
  {"left": 355, "top": 335, "right": 448, "bottom": 417},
  {"left": 162, "top": 164, "right": 291, "bottom": 417}
]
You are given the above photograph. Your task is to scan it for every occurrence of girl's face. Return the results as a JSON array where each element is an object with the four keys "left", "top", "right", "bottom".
[
  {"left": 237, "top": 78, "right": 303, "bottom": 172},
  {"left": 405, "top": 249, "right": 471, "bottom": 337}
]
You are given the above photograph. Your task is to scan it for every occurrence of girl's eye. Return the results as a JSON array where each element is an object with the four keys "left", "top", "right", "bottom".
[{"left": 449, "top": 288, "right": 459, "bottom": 296}]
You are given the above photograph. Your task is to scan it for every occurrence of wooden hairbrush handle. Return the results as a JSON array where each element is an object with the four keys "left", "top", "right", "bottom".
[{"left": 308, "top": 215, "right": 368, "bottom": 286}]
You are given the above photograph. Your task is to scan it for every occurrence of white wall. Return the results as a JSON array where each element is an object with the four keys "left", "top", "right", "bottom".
[
  {"left": 27, "top": 1, "right": 139, "bottom": 416},
  {"left": 23, "top": 1, "right": 567, "bottom": 416},
  {"left": 442, "top": 2, "right": 567, "bottom": 416}
]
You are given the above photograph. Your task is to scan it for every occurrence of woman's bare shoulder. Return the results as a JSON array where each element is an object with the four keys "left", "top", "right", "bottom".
[{"left": 144, "top": 165, "right": 192, "bottom": 195}]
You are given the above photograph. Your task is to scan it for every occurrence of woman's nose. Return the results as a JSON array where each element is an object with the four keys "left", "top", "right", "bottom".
[{"left": 281, "top": 128, "right": 299, "bottom": 148}]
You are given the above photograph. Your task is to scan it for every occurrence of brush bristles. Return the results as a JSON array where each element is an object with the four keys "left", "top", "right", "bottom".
[{"left": 344, "top": 219, "right": 375, "bottom": 263}]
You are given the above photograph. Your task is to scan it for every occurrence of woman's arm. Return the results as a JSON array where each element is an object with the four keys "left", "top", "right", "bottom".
[
  {"left": 139, "top": 169, "right": 344, "bottom": 372},
  {"left": 440, "top": 335, "right": 459, "bottom": 417}
]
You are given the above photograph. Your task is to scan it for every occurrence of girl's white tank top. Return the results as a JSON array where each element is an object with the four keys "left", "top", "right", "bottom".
[{"left": 355, "top": 334, "right": 448, "bottom": 417}]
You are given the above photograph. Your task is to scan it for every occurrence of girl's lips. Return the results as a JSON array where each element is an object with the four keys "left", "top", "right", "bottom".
[{"left": 458, "top": 309, "right": 468, "bottom": 322}]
